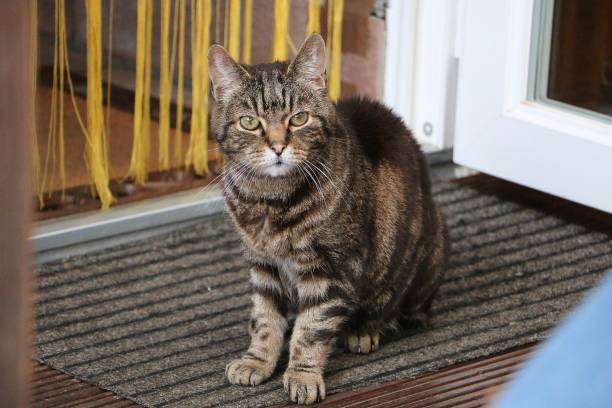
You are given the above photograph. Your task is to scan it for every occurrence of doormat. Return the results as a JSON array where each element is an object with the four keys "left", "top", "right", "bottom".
[{"left": 35, "top": 182, "right": 612, "bottom": 407}]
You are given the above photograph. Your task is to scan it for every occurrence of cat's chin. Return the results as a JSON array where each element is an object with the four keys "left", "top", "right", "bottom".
[{"left": 260, "top": 162, "right": 295, "bottom": 178}]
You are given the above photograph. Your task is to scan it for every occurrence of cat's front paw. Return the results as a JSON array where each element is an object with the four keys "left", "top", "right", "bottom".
[
  {"left": 225, "top": 357, "right": 273, "bottom": 386},
  {"left": 283, "top": 368, "right": 326, "bottom": 405}
]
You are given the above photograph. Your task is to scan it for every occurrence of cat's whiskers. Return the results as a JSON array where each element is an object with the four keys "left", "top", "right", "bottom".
[
  {"left": 192, "top": 159, "right": 245, "bottom": 199},
  {"left": 243, "top": 163, "right": 260, "bottom": 198},
  {"left": 304, "top": 159, "right": 352, "bottom": 208},
  {"left": 315, "top": 159, "right": 353, "bottom": 202},
  {"left": 302, "top": 160, "right": 337, "bottom": 207},
  {"left": 206, "top": 158, "right": 250, "bottom": 199},
  {"left": 299, "top": 161, "right": 326, "bottom": 205},
  {"left": 295, "top": 164, "right": 320, "bottom": 204},
  {"left": 225, "top": 160, "right": 254, "bottom": 198},
  {"left": 227, "top": 154, "right": 265, "bottom": 199}
]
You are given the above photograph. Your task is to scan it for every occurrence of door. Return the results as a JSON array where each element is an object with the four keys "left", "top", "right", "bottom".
[{"left": 454, "top": 0, "right": 612, "bottom": 213}]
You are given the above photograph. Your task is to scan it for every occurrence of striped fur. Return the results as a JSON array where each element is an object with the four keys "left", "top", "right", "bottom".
[{"left": 209, "top": 34, "right": 448, "bottom": 405}]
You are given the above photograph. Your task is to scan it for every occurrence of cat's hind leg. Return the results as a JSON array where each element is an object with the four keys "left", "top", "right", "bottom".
[
  {"left": 344, "top": 331, "right": 381, "bottom": 354},
  {"left": 342, "top": 306, "right": 388, "bottom": 354}
]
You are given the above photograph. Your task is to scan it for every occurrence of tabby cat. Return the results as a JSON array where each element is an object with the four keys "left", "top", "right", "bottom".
[{"left": 208, "top": 34, "right": 448, "bottom": 405}]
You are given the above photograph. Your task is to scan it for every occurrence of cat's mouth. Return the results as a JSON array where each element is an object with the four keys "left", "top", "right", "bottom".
[{"left": 261, "top": 159, "right": 295, "bottom": 177}]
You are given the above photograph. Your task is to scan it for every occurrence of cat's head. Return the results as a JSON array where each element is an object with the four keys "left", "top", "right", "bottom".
[{"left": 208, "top": 34, "right": 335, "bottom": 178}]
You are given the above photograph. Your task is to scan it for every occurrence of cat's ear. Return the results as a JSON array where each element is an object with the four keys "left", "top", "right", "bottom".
[
  {"left": 288, "top": 33, "right": 326, "bottom": 91},
  {"left": 208, "top": 44, "right": 248, "bottom": 102}
]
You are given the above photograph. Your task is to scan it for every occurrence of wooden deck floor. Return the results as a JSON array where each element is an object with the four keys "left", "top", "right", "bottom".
[
  {"left": 30, "top": 361, "right": 138, "bottom": 408},
  {"left": 31, "top": 343, "right": 534, "bottom": 408}
]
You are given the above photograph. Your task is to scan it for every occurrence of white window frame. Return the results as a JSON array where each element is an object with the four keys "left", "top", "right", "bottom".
[
  {"left": 384, "top": 0, "right": 460, "bottom": 151},
  {"left": 453, "top": 0, "right": 612, "bottom": 213}
]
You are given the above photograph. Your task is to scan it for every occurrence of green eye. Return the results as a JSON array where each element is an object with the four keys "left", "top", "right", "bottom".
[
  {"left": 239, "top": 116, "right": 260, "bottom": 130},
  {"left": 289, "top": 112, "right": 308, "bottom": 127}
]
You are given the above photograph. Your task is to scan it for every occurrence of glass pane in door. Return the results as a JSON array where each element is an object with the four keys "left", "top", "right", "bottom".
[{"left": 532, "top": 0, "right": 612, "bottom": 119}]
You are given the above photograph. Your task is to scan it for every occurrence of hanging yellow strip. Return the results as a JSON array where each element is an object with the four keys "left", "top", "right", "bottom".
[
  {"left": 187, "top": 0, "right": 197, "bottom": 170},
  {"left": 41, "top": 0, "right": 58, "bottom": 203},
  {"left": 307, "top": 0, "right": 320, "bottom": 35},
  {"left": 326, "top": 0, "right": 333, "bottom": 53},
  {"left": 169, "top": 0, "right": 179, "bottom": 79},
  {"left": 242, "top": 0, "right": 252, "bottom": 63},
  {"left": 57, "top": 0, "right": 66, "bottom": 197},
  {"left": 106, "top": 0, "right": 114, "bottom": 156},
  {"left": 223, "top": 0, "right": 230, "bottom": 48},
  {"left": 31, "top": 0, "right": 43, "bottom": 207},
  {"left": 186, "top": 0, "right": 211, "bottom": 175},
  {"left": 62, "top": 3, "right": 90, "bottom": 142},
  {"left": 42, "top": 0, "right": 68, "bottom": 203},
  {"left": 186, "top": 0, "right": 200, "bottom": 171},
  {"left": 128, "top": 0, "right": 153, "bottom": 184},
  {"left": 129, "top": 0, "right": 146, "bottom": 183},
  {"left": 228, "top": 0, "right": 241, "bottom": 60},
  {"left": 143, "top": 0, "right": 153, "bottom": 174},
  {"left": 62, "top": 1, "right": 92, "bottom": 157},
  {"left": 158, "top": 0, "right": 172, "bottom": 171},
  {"left": 174, "top": 0, "right": 186, "bottom": 166},
  {"left": 273, "top": 0, "right": 290, "bottom": 60},
  {"left": 198, "top": 0, "right": 211, "bottom": 175},
  {"left": 215, "top": 0, "right": 221, "bottom": 44},
  {"left": 85, "top": 0, "right": 114, "bottom": 208},
  {"left": 327, "top": 0, "right": 343, "bottom": 101}
]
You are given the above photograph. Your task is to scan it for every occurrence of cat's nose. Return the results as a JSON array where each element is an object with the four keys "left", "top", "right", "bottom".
[{"left": 270, "top": 142, "right": 286, "bottom": 156}]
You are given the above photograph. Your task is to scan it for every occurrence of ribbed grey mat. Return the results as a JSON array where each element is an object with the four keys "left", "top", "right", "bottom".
[{"left": 35, "top": 182, "right": 612, "bottom": 407}]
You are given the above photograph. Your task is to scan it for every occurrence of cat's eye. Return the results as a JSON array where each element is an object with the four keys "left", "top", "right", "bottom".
[
  {"left": 289, "top": 112, "right": 309, "bottom": 127},
  {"left": 239, "top": 116, "right": 260, "bottom": 131}
]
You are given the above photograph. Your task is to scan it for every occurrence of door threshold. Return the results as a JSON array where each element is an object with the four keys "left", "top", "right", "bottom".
[{"left": 33, "top": 184, "right": 224, "bottom": 264}]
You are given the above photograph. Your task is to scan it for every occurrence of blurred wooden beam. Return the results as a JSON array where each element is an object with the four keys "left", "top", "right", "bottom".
[{"left": 0, "top": 0, "right": 33, "bottom": 406}]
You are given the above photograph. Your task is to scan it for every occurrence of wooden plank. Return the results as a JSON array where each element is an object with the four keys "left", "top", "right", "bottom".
[
  {"left": 309, "top": 344, "right": 534, "bottom": 408},
  {"left": 0, "top": 0, "right": 33, "bottom": 407},
  {"left": 51, "top": 391, "right": 118, "bottom": 408},
  {"left": 30, "top": 361, "right": 140, "bottom": 408}
]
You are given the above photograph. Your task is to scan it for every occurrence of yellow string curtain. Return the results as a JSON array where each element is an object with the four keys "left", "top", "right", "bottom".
[
  {"left": 307, "top": 0, "right": 321, "bottom": 35},
  {"left": 41, "top": 0, "right": 67, "bottom": 204},
  {"left": 223, "top": 0, "right": 230, "bottom": 48},
  {"left": 158, "top": 0, "right": 174, "bottom": 171},
  {"left": 242, "top": 0, "right": 253, "bottom": 63},
  {"left": 327, "top": 0, "right": 344, "bottom": 101},
  {"left": 273, "top": 0, "right": 290, "bottom": 61},
  {"left": 37, "top": 0, "right": 113, "bottom": 208},
  {"left": 128, "top": 0, "right": 153, "bottom": 184},
  {"left": 85, "top": 0, "right": 114, "bottom": 208},
  {"left": 228, "top": 0, "right": 241, "bottom": 60},
  {"left": 58, "top": 0, "right": 66, "bottom": 197},
  {"left": 32, "top": 0, "right": 345, "bottom": 211},
  {"left": 215, "top": 0, "right": 222, "bottom": 43},
  {"left": 186, "top": 0, "right": 212, "bottom": 175},
  {"left": 106, "top": 0, "right": 114, "bottom": 140},
  {"left": 31, "top": 0, "right": 42, "bottom": 207},
  {"left": 174, "top": 0, "right": 187, "bottom": 166}
]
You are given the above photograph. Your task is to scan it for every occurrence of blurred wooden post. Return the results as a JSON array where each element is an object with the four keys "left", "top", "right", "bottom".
[{"left": 0, "top": 1, "right": 33, "bottom": 407}]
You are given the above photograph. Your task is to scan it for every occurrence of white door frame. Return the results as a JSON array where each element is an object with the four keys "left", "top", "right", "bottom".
[
  {"left": 454, "top": 0, "right": 612, "bottom": 213},
  {"left": 384, "top": 0, "right": 460, "bottom": 151}
]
